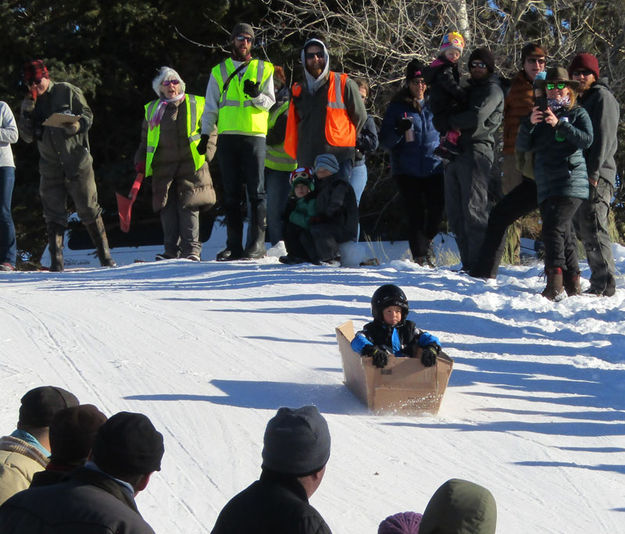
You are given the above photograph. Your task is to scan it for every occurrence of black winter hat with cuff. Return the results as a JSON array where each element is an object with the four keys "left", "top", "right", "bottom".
[
  {"left": 262, "top": 406, "right": 331, "bottom": 476},
  {"left": 19, "top": 386, "right": 79, "bottom": 428}
]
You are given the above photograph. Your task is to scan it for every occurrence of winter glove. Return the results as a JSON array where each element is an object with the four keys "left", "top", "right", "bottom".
[
  {"left": 135, "top": 161, "right": 146, "bottom": 174},
  {"left": 361, "top": 344, "right": 389, "bottom": 368},
  {"left": 196, "top": 134, "right": 210, "bottom": 156},
  {"left": 21, "top": 97, "right": 36, "bottom": 114},
  {"left": 421, "top": 344, "right": 440, "bottom": 367},
  {"left": 395, "top": 116, "right": 412, "bottom": 132},
  {"left": 63, "top": 121, "right": 80, "bottom": 136},
  {"left": 243, "top": 80, "right": 261, "bottom": 98}
]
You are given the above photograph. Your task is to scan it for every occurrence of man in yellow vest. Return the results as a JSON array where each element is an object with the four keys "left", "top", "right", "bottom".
[
  {"left": 285, "top": 38, "right": 367, "bottom": 178},
  {"left": 197, "top": 23, "right": 275, "bottom": 261}
]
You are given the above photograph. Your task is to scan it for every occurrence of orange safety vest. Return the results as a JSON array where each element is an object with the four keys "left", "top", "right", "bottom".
[{"left": 284, "top": 71, "right": 357, "bottom": 159}]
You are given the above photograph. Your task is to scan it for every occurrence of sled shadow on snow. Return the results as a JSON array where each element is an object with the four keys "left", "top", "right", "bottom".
[{"left": 125, "top": 379, "right": 368, "bottom": 415}]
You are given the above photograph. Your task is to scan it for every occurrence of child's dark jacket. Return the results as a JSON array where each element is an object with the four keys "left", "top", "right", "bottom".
[{"left": 424, "top": 56, "right": 466, "bottom": 131}]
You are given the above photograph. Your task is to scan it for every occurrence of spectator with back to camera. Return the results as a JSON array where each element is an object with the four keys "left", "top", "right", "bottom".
[{"left": 351, "top": 284, "right": 441, "bottom": 369}]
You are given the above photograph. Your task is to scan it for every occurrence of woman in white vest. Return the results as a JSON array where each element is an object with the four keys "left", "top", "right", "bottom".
[{"left": 134, "top": 66, "right": 216, "bottom": 261}]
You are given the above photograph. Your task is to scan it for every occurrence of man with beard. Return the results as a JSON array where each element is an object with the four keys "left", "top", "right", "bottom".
[
  {"left": 198, "top": 23, "right": 275, "bottom": 261},
  {"left": 285, "top": 38, "right": 367, "bottom": 178},
  {"left": 569, "top": 53, "right": 619, "bottom": 296}
]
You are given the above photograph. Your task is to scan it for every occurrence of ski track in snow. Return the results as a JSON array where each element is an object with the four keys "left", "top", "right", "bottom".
[{"left": 1, "top": 249, "right": 624, "bottom": 533}]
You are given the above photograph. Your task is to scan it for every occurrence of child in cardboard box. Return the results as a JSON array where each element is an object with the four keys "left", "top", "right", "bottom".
[{"left": 351, "top": 284, "right": 441, "bottom": 369}]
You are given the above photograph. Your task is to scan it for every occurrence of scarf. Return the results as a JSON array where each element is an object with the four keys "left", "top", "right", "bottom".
[
  {"left": 148, "top": 92, "right": 185, "bottom": 129},
  {"left": 547, "top": 95, "right": 570, "bottom": 112}
]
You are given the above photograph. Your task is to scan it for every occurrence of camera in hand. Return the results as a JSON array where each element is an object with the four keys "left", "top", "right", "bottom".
[{"left": 535, "top": 95, "right": 548, "bottom": 112}]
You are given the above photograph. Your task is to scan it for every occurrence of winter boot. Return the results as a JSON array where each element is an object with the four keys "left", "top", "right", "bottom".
[
  {"left": 563, "top": 269, "right": 582, "bottom": 297},
  {"left": 542, "top": 267, "right": 565, "bottom": 301},
  {"left": 46, "top": 222, "right": 65, "bottom": 272},
  {"left": 217, "top": 208, "right": 244, "bottom": 261},
  {"left": 85, "top": 216, "right": 116, "bottom": 267},
  {"left": 242, "top": 202, "right": 267, "bottom": 260}
]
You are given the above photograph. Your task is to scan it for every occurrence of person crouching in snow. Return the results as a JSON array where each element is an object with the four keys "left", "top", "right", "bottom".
[
  {"left": 307, "top": 153, "right": 358, "bottom": 264},
  {"left": 279, "top": 167, "right": 317, "bottom": 264},
  {"left": 351, "top": 284, "right": 441, "bottom": 368}
]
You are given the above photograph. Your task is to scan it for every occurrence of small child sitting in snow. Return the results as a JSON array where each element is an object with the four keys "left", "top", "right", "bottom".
[
  {"left": 280, "top": 167, "right": 317, "bottom": 264},
  {"left": 351, "top": 284, "right": 441, "bottom": 368}
]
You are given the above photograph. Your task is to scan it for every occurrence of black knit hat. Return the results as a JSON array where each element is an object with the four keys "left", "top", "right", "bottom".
[
  {"left": 50, "top": 405, "right": 107, "bottom": 465},
  {"left": 19, "top": 386, "right": 79, "bottom": 427},
  {"left": 262, "top": 406, "right": 331, "bottom": 476},
  {"left": 92, "top": 412, "right": 164, "bottom": 475},
  {"left": 468, "top": 48, "right": 495, "bottom": 73},
  {"left": 405, "top": 59, "right": 425, "bottom": 82}
]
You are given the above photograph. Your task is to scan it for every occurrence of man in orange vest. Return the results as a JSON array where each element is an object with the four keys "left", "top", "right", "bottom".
[{"left": 285, "top": 38, "right": 367, "bottom": 178}]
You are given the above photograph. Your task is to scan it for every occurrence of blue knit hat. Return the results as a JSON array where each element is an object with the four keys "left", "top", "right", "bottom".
[{"left": 314, "top": 153, "right": 340, "bottom": 175}]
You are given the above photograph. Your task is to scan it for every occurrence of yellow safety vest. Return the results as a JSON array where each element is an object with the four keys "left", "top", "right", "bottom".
[
  {"left": 212, "top": 58, "right": 273, "bottom": 135},
  {"left": 144, "top": 94, "right": 206, "bottom": 178},
  {"left": 265, "top": 99, "right": 297, "bottom": 172}
]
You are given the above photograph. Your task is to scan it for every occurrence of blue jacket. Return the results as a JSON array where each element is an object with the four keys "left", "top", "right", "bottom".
[
  {"left": 380, "top": 88, "right": 442, "bottom": 178},
  {"left": 516, "top": 105, "right": 593, "bottom": 204},
  {"left": 351, "top": 319, "right": 440, "bottom": 357}
]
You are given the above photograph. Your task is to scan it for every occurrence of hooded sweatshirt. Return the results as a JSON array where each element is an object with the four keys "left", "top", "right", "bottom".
[{"left": 419, "top": 478, "right": 497, "bottom": 534}]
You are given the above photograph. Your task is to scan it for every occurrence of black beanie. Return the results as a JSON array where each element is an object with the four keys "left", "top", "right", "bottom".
[
  {"left": 19, "top": 386, "right": 79, "bottom": 427},
  {"left": 92, "top": 412, "right": 164, "bottom": 475},
  {"left": 50, "top": 405, "right": 107, "bottom": 465},
  {"left": 405, "top": 59, "right": 425, "bottom": 82},
  {"left": 468, "top": 48, "right": 495, "bottom": 73},
  {"left": 262, "top": 406, "right": 331, "bottom": 476}
]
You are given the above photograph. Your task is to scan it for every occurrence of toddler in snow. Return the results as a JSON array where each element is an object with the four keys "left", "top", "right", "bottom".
[
  {"left": 424, "top": 31, "right": 467, "bottom": 158},
  {"left": 351, "top": 284, "right": 441, "bottom": 369},
  {"left": 280, "top": 167, "right": 317, "bottom": 264}
]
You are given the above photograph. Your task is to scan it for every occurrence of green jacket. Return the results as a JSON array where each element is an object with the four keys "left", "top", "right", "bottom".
[
  {"left": 516, "top": 105, "right": 593, "bottom": 204},
  {"left": 420, "top": 478, "right": 497, "bottom": 534},
  {"left": 288, "top": 196, "right": 316, "bottom": 229},
  {"left": 18, "top": 81, "right": 94, "bottom": 178}
]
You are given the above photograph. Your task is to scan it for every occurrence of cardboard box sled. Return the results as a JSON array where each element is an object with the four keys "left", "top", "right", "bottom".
[{"left": 336, "top": 321, "right": 453, "bottom": 415}]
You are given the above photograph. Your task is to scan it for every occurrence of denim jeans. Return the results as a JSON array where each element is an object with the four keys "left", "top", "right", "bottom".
[
  {"left": 0, "top": 166, "right": 16, "bottom": 266},
  {"left": 348, "top": 163, "right": 366, "bottom": 241},
  {"left": 264, "top": 168, "right": 291, "bottom": 245}
]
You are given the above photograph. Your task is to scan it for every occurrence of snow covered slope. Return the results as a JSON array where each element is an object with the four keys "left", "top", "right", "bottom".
[{"left": 1, "top": 241, "right": 624, "bottom": 533}]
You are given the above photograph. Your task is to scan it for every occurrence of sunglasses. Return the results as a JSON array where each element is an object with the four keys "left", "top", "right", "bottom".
[
  {"left": 572, "top": 69, "right": 593, "bottom": 77},
  {"left": 235, "top": 35, "right": 252, "bottom": 43},
  {"left": 470, "top": 61, "right": 487, "bottom": 69},
  {"left": 305, "top": 51, "right": 324, "bottom": 60},
  {"left": 526, "top": 57, "right": 546, "bottom": 64},
  {"left": 162, "top": 79, "right": 180, "bottom": 86},
  {"left": 410, "top": 79, "right": 426, "bottom": 85},
  {"left": 28, "top": 78, "right": 44, "bottom": 86},
  {"left": 546, "top": 82, "right": 567, "bottom": 90}
]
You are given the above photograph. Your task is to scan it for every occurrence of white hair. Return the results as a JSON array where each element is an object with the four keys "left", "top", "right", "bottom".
[{"left": 152, "top": 66, "right": 186, "bottom": 97}]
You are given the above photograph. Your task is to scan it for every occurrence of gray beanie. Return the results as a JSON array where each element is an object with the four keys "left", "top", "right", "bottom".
[
  {"left": 314, "top": 153, "right": 340, "bottom": 175},
  {"left": 262, "top": 406, "right": 331, "bottom": 476},
  {"left": 231, "top": 23, "right": 254, "bottom": 41}
]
